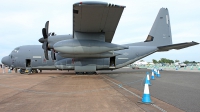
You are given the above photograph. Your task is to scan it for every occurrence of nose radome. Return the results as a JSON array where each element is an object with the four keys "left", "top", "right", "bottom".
[{"left": 1, "top": 56, "right": 9, "bottom": 66}]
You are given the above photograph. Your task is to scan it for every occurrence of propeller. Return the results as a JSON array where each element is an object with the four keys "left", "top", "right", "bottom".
[
  {"left": 39, "top": 21, "right": 49, "bottom": 60},
  {"left": 39, "top": 21, "right": 57, "bottom": 60}
]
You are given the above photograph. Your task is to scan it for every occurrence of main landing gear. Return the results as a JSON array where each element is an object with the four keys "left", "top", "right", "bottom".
[
  {"left": 75, "top": 72, "right": 97, "bottom": 75},
  {"left": 19, "top": 68, "right": 39, "bottom": 75}
]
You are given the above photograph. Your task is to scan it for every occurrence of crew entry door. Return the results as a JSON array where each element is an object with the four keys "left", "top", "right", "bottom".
[{"left": 25, "top": 59, "right": 31, "bottom": 67}]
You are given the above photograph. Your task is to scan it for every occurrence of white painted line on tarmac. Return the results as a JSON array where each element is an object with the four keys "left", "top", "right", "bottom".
[
  {"left": 151, "top": 104, "right": 167, "bottom": 112},
  {"left": 101, "top": 75, "right": 167, "bottom": 112}
]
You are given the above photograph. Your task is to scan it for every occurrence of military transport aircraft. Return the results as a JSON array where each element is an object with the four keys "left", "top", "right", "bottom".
[{"left": 1, "top": 1, "right": 199, "bottom": 74}]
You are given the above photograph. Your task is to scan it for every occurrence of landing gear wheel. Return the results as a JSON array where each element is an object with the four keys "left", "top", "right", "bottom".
[
  {"left": 32, "top": 69, "right": 38, "bottom": 74},
  {"left": 86, "top": 72, "right": 97, "bottom": 75},
  {"left": 27, "top": 68, "right": 32, "bottom": 75},
  {"left": 76, "top": 72, "right": 84, "bottom": 75},
  {"left": 19, "top": 69, "right": 25, "bottom": 74}
]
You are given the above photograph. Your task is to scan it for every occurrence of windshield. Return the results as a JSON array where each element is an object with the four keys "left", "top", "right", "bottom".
[{"left": 12, "top": 47, "right": 20, "bottom": 53}]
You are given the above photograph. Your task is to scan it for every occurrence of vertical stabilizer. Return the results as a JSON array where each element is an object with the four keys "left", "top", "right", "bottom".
[{"left": 144, "top": 8, "right": 172, "bottom": 46}]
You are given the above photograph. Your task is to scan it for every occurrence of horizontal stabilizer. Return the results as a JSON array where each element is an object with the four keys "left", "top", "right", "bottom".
[{"left": 157, "top": 41, "right": 199, "bottom": 51}]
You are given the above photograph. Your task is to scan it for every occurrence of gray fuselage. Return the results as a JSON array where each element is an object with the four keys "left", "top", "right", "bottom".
[{"left": 2, "top": 44, "right": 158, "bottom": 71}]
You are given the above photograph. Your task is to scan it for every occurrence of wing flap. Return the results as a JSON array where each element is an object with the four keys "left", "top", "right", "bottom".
[
  {"left": 157, "top": 41, "right": 199, "bottom": 51},
  {"left": 73, "top": 2, "right": 125, "bottom": 42}
]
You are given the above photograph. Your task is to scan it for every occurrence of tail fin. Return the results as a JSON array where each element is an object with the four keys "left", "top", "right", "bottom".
[
  {"left": 125, "top": 8, "right": 199, "bottom": 50},
  {"left": 144, "top": 8, "right": 172, "bottom": 46}
]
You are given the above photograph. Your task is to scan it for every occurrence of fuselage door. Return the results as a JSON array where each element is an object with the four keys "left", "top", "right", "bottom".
[
  {"left": 25, "top": 59, "right": 31, "bottom": 67},
  {"left": 110, "top": 56, "right": 115, "bottom": 68}
]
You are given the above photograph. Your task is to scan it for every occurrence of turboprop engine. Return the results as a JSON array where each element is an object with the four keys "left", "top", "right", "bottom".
[{"left": 38, "top": 21, "right": 73, "bottom": 60}]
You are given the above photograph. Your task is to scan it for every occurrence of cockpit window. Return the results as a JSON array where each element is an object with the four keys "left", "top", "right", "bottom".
[{"left": 12, "top": 47, "right": 20, "bottom": 53}]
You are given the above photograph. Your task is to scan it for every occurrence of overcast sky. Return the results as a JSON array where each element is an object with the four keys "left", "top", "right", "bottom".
[{"left": 0, "top": 0, "right": 199, "bottom": 62}]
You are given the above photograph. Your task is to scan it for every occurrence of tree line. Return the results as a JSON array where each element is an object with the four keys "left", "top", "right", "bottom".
[{"left": 152, "top": 58, "right": 198, "bottom": 64}]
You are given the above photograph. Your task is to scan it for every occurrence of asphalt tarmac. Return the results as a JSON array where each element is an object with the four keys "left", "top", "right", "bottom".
[
  {"left": 0, "top": 68, "right": 184, "bottom": 112},
  {"left": 99, "top": 68, "right": 200, "bottom": 112}
]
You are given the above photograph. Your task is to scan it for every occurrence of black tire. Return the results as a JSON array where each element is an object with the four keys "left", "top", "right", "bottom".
[
  {"left": 32, "top": 69, "right": 39, "bottom": 74},
  {"left": 20, "top": 69, "right": 25, "bottom": 74}
]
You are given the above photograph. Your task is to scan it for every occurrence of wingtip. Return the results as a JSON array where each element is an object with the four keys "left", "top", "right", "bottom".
[{"left": 190, "top": 41, "right": 199, "bottom": 45}]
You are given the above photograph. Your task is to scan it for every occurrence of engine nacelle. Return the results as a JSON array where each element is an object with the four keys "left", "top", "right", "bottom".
[
  {"left": 53, "top": 39, "right": 128, "bottom": 54},
  {"left": 58, "top": 52, "right": 121, "bottom": 58},
  {"left": 47, "top": 35, "right": 73, "bottom": 49}
]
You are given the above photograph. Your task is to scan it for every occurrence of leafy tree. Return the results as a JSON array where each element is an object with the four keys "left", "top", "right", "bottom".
[
  {"left": 183, "top": 60, "right": 189, "bottom": 64},
  {"left": 175, "top": 60, "right": 179, "bottom": 63},
  {"left": 192, "top": 61, "right": 196, "bottom": 63},
  {"left": 158, "top": 58, "right": 174, "bottom": 64},
  {"left": 160, "top": 58, "right": 168, "bottom": 63},
  {"left": 152, "top": 59, "right": 158, "bottom": 64},
  {"left": 169, "top": 60, "right": 174, "bottom": 64}
]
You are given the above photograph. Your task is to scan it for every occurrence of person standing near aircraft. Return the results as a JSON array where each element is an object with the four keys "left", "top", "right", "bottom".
[
  {"left": 14, "top": 68, "right": 17, "bottom": 73},
  {"left": 2, "top": 64, "right": 5, "bottom": 73}
]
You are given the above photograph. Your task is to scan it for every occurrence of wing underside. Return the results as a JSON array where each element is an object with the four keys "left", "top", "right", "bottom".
[{"left": 73, "top": 2, "right": 125, "bottom": 42}]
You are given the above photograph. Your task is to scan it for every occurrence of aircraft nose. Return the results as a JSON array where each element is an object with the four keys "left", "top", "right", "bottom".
[{"left": 1, "top": 56, "right": 10, "bottom": 66}]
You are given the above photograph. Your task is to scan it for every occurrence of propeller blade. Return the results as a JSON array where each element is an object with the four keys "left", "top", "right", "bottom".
[
  {"left": 43, "top": 42, "right": 49, "bottom": 60},
  {"left": 39, "top": 38, "right": 46, "bottom": 43},
  {"left": 42, "top": 28, "right": 48, "bottom": 39},
  {"left": 42, "top": 41, "right": 47, "bottom": 49},
  {"left": 44, "top": 50, "right": 49, "bottom": 60},
  {"left": 45, "top": 21, "right": 49, "bottom": 37},
  {"left": 42, "top": 43, "right": 45, "bottom": 49},
  {"left": 51, "top": 49, "right": 56, "bottom": 60}
]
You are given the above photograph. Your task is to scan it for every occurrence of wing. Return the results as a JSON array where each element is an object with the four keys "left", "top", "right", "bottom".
[
  {"left": 157, "top": 41, "right": 199, "bottom": 51},
  {"left": 73, "top": 1, "right": 125, "bottom": 43}
]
